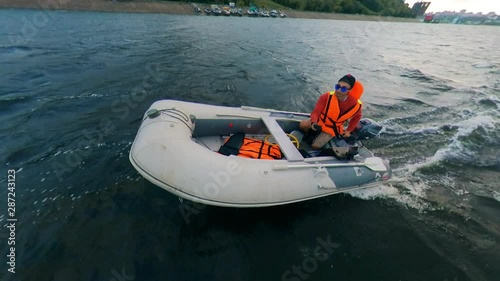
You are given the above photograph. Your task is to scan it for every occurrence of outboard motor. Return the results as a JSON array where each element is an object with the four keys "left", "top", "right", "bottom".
[
  {"left": 301, "top": 118, "right": 384, "bottom": 159},
  {"left": 324, "top": 118, "right": 383, "bottom": 159},
  {"left": 352, "top": 118, "right": 383, "bottom": 141},
  {"left": 329, "top": 138, "right": 359, "bottom": 159}
]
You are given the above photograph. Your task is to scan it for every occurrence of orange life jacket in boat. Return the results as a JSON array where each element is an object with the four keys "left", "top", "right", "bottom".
[
  {"left": 237, "top": 138, "right": 282, "bottom": 160},
  {"left": 317, "top": 92, "right": 362, "bottom": 137},
  {"left": 218, "top": 132, "right": 282, "bottom": 160}
]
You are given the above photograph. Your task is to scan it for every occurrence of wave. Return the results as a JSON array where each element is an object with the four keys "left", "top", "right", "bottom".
[
  {"left": 399, "top": 68, "right": 434, "bottom": 82},
  {"left": 399, "top": 68, "right": 454, "bottom": 91},
  {"left": 34, "top": 91, "right": 122, "bottom": 103},
  {"left": 349, "top": 156, "right": 498, "bottom": 214},
  {"left": 0, "top": 45, "right": 34, "bottom": 60},
  {"left": 415, "top": 115, "right": 496, "bottom": 166},
  {"left": 0, "top": 94, "right": 33, "bottom": 112},
  {"left": 0, "top": 45, "right": 32, "bottom": 52},
  {"left": 397, "top": 97, "right": 430, "bottom": 106},
  {"left": 0, "top": 94, "right": 30, "bottom": 102},
  {"left": 351, "top": 112, "right": 499, "bottom": 210},
  {"left": 348, "top": 174, "right": 432, "bottom": 212},
  {"left": 488, "top": 68, "right": 500, "bottom": 75},
  {"left": 380, "top": 107, "right": 444, "bottom": 130},
  {"left": 477, "top": 95, "right": 500, "bottom": 110},
  {"left": 494, "top": 192, "right": 500, "bottom": 203},
  {"left": 472, "top": 61, "right": 497, "bottom": 69}
]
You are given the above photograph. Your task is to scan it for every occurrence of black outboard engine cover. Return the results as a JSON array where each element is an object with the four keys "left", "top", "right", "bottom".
[
  {"left": 352, "top": 118, "right": 383, "bottom": 141},
  {"left": 310, "top": 118, "right": 384, "bottom": 159}
]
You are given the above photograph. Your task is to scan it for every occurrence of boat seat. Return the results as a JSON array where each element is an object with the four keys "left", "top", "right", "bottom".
[{"left": 261, "top": 115, "right": 304, "bottom": 162}]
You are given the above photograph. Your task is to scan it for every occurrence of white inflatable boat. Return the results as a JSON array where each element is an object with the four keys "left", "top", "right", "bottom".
[{"left": 129, "top": 100, "right": 391, "bottom": 207}]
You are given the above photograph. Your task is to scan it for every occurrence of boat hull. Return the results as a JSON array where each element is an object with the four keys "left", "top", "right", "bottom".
[{"left": 129, "top": 100, "right": 391, "bottom": 207}]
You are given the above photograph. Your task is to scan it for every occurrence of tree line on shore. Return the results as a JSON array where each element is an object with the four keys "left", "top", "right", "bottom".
[{"left": 164, "top": 0, "right": 414, "bottom": 18}]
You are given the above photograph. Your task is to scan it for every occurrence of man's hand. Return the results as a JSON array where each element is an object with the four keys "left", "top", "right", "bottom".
[
  {"left": 342, "top": 130, "right": 351, "bottom": 137},
  {"left": 311, "top": 122, "right": 320, "bottom": 131}
]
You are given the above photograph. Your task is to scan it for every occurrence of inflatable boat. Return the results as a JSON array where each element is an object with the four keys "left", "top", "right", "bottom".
[{"left": 129, "top": 100, "right": 391, "bottom": 207}]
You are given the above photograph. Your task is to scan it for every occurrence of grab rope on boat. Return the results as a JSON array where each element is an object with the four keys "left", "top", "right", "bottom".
[{"left": 144, "top": 107, "right": 211, "bottom": 149}]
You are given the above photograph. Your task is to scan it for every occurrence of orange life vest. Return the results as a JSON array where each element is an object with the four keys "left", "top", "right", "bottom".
[
  {"left": 218, "top": 133, "right": 282, "bottom": 160},
  {"left": 317, "top": 92, "right": 362, "bottom": 137},
  {"left": 350, "top": 81, "right": 364, "bottom": 100},
  {"left": 237, "top": 138, "right": 282, "bottom": 160}
]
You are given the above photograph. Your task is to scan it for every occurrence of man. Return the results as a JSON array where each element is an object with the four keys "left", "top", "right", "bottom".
[{"left": 299, "top": 74, "right": 362, "bottom": 150}]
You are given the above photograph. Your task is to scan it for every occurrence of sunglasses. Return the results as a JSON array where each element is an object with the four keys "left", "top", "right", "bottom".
[{"left": 335, "top": 84, "right": 350, "bottom": 93}]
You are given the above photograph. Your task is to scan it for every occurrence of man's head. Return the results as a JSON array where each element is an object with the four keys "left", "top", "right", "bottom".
[{"left": 335, "top": 74, "right": 356, "bottom": 100}]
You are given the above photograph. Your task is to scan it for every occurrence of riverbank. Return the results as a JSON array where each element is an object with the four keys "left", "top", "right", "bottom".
[{"left": 0, "top": 0, "right": 418, "bottom": 22}]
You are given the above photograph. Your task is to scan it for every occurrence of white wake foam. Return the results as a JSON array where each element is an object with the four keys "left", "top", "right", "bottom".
[
  {"left": 350, "top": 115, "right": 496, "bottom": 210},
  {"left": 348, "top": 171, "right": 431, "bottom": 212},
  {"left": 432, "top": 115, "right": 495, "bottom": 163},
  {"left": 493, "top": 191, "right": 500, "bottom": 203}
]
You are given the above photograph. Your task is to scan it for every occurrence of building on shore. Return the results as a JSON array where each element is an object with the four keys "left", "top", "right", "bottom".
[
  {"left": 411, "top": 1, "right": 431, "bottom": 17},
  {"left": 423, "top": 10, "right": 500, "bottom": 25}
]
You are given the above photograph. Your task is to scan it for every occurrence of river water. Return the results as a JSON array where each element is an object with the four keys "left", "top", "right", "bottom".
[{"left": 0, "top": 9, "right": 499, "bottom": 281}]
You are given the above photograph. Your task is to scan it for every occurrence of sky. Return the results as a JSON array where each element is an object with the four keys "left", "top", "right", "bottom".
[{"left": 405, "top": 0, "right": 500, "bottom": 14}]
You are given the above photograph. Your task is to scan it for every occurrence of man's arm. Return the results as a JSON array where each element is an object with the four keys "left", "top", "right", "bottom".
[
  {"left": 346, "top": 107, "right": 362, "bottom": 133},
  {"left": 310, "top": 93, "right": 328, "bottom": 123}
]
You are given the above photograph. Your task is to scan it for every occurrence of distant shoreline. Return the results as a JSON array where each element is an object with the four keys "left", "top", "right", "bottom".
[{"left": 0, "top": 0, "right": 419, "bottom": 22}]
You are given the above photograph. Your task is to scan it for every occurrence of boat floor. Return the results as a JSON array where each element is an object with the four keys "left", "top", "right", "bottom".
[{"left": 193, "top": 135, "right": 374, "bottom": 161}]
